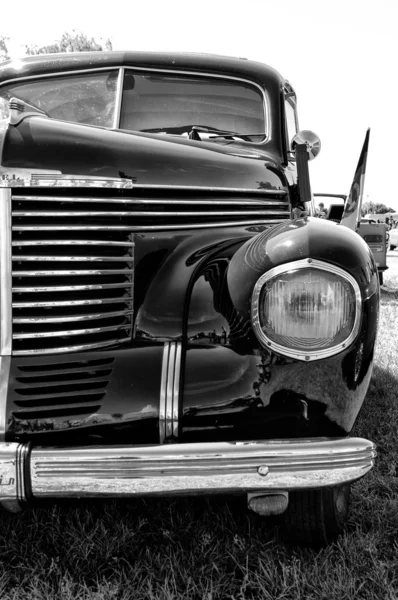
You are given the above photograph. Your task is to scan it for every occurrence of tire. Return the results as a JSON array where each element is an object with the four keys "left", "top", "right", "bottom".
[
  {"left": 281, "top": 484, "right": 350, "bottom": 547},
  {"left": 379, "top": 272, "right": 384, "bottom": 286}
]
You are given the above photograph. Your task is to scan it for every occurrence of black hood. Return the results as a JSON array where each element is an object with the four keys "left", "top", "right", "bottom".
[{"left": 2, "top": 116, "right": 288, "bottom": 191}]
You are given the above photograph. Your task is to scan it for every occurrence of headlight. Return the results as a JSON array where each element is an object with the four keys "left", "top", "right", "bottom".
[{"left": 251, "top": 259, "right": 361, "bottom": 361}]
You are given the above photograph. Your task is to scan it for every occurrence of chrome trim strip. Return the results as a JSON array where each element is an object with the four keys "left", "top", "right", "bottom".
[
  {"left": 12, "top": 337, "right": 130, "bottom": 356},
  {"left": 0, "top": 188, "right": 12, "bottom": 355},
  {"left": 0, "top": 64, "right": 271, "bottom": 144},
  {"left": 13, "top": 256, "right": 134, "bottom": 262},
  {"left": 13, "top": 297, "right": 132, "bottom": 308},
  {"left": 22, "top": 437, "right": 376, "bottom": 500},
  {"left": 13, "top": 309, "right": 133, "bottom": 324},
  {"left": 13, "top": 269, "right": 132, "bottom": 277},
  {"left": 13, "top": 282, "right": 132, "bottom": 292},
  {"left": 251, "top": 258, "right": 362, "bottom": 362},
  {"left": 113, "top": 68, "right": 124, "bottom": 129},
  {"left": 2, "top": 174, "right": 133, "bottom": 189},
  {"left": 14, "top": 195, "right": 287, "bottom": 203},
  {"left": 13, "top": 219, "right": 287, "bottom": 231},
  {"left": 159, "top": 341, "right": 182, "bottom": 443},
  {"left": 16, "top": 443, "right": 30, "bottom": 506},
  {"left": 0, "top": 356, "right": 11, "bottom": 441},
  {"left": 13, "top": 324, "right": 131, "bottom": 339},
  {"left": 12, "top": 240, "right": 134, "bottom": 247},
  {"left": 13, "top": 210, "right": 288, "bottom": 217},
  {"left": 165, "top": 342, "right": 176, "bottom": 440},
  {"left": 159, "top": 343, "right": 170, "bottom": 444},
  {"left": 173, "top": 342, "right": 182, "bottom": 438}
]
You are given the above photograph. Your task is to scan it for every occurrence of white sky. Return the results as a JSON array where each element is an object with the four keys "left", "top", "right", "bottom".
[{"left": 1, "top": 0, "right": 397, "bottom": 209}]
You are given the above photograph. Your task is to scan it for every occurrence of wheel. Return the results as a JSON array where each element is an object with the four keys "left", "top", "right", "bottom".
[
  {"left": 281, "top": 484, "right": 350, "bottom": 547},
  {"left": 379, "top": 272, "right": 384, "bottom": 286}
]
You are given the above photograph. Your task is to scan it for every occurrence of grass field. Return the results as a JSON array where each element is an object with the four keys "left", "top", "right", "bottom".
[{"left": 1, "top": 273, "right": 398, "bottom": 599}]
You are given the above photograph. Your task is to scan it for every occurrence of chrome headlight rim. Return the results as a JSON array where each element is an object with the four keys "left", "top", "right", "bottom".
[{"left": 251, "top": 258, "right": 362, "bottom": 362}]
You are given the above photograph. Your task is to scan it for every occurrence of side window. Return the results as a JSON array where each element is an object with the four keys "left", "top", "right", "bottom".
[
  {"left": 0, "top": 70, "right": 119, "bottom": 127},
  {"left": 285, "top": 97, "right": 298, "bottom": 149}
]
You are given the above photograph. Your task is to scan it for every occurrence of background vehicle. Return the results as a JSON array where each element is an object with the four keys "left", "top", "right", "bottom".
[
  {"left": 0, "top": 52, "right": 377, "bottom": 546},
  {"left": 314, "top": 194, "right": 388, "bottom": 284},
  {"left": 390, "top": 226, "right": 398, "bottom": 250},
  {"left": 358, "top": 220, "right": 389, "bottom": 284}
]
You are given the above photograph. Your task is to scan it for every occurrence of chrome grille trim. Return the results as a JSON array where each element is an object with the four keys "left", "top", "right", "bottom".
[
  {"left": 15, "top": 196, "right": 286, "bottom": 204},
  {"left": 13, "top": 240, "right": 134, "bottom": 247},
  {"left": 13, "top": 220, "right": 286, "bottom": 231},
  {"left": 13, "top": 256, "right": 134, "bottom": 262},
  {"left": 13, "top": 283, "right": 133, "bottom": 292},
  {"left": 11, "top": 184, "right": 289, "bottom": 354},
  {"left": 29, "top": 184, "right": 285, "bottom": 194},
  {"left": 13, "top": 209, "right": 288, "bottom": 217},
  {"left": 14, "top": 324, "right": 132, "bottom": 339},
  {"left": 12, "top": 338, "right": 130, "bottom": 356},
  {"left": 14, "top": 269, "right": 132, "bottom": 277},
  {"left": 13, "top": 309, "right": 133, "bottom": 324},
  {"left": 13, "top": 298, "right": 132, "bottom": 308},
  {"left": 0, "top": 189, "right": 12, "bottom": 355}
]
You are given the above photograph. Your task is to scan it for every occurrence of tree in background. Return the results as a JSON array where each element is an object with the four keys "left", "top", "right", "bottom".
[
  {"left": 0, "top": 35, "right": 10, "bottom": 61},
  {"left": 361, "top": 201, "right": 396, "bottom": 216},
  {"left": 24, "top": 30, "right": 112, "bottom": 54},
  {"left": 0, "top": 31, "right": 112, "bottom": 62}
]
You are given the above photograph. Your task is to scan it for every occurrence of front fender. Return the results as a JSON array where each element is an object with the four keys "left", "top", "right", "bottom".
[
  {"left": 227, "top": 216, "right": 378, "bottom": 314},
  {"left": 182, "top": 217, "right": 379, "bottom": 442}
]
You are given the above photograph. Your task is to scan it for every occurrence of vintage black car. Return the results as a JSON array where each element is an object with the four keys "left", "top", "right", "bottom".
[{"left": 0, "top": 52, "right": 377, "bottom": 546}]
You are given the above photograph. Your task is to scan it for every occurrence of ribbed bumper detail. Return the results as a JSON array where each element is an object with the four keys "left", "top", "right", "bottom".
[{"left": 0, "top": 437, "right": 376, "bottom": 509}]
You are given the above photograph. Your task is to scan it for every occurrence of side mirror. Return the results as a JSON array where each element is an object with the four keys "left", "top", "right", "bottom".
[{"left": 291, "top": 130, "right": 321, "bottom": 161}]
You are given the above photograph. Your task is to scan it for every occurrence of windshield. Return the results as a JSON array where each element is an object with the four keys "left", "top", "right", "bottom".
[
  {"left": 0, "top": 69, "right": 266, "bottom": 141},
  {"left": 119, "top": 71, "right": 266, "bottom": 141}
]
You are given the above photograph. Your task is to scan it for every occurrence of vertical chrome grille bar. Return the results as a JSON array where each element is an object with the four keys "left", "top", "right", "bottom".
[{"left": 0, "top": 188, "right": 12, "bottom": 355}]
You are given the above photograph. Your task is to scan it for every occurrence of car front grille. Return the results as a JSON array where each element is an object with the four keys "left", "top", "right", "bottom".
[{"left": 11, "top": 185, "right": 289, "bottom": 355}]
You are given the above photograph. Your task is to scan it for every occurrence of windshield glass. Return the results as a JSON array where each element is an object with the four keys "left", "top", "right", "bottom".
[
  {"left": 119, "top": 71, "right": 266, "bottom": 141},
  {"left": 0, "top": 70, "right": 118, "bottom": 127}
]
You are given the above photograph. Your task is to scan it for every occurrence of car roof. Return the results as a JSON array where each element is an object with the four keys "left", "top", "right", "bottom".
[{"left": 0, "top": 51, "right": 286, "bottom": 90}]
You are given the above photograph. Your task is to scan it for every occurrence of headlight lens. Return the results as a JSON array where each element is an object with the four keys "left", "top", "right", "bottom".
[{"left": 251, "top": 259, "right": 361, "bottom": 361}]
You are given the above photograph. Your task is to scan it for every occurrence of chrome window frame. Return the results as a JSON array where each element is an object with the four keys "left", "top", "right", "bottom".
[
  {"left": 0, "top": 66, "right": 271, "bottom": 145},
  {"left": 251, "top": 258, "right": 362, "bottom": 362}
]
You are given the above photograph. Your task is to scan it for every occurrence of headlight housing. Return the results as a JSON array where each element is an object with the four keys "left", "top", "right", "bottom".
[{"left": 251, "top": 259, "right": 361, "bottom": 361}]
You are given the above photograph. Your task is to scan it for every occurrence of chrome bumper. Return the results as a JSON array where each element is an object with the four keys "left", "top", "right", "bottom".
[{"left": 0, "top": 437, "right": 376, "bottom": 512}]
